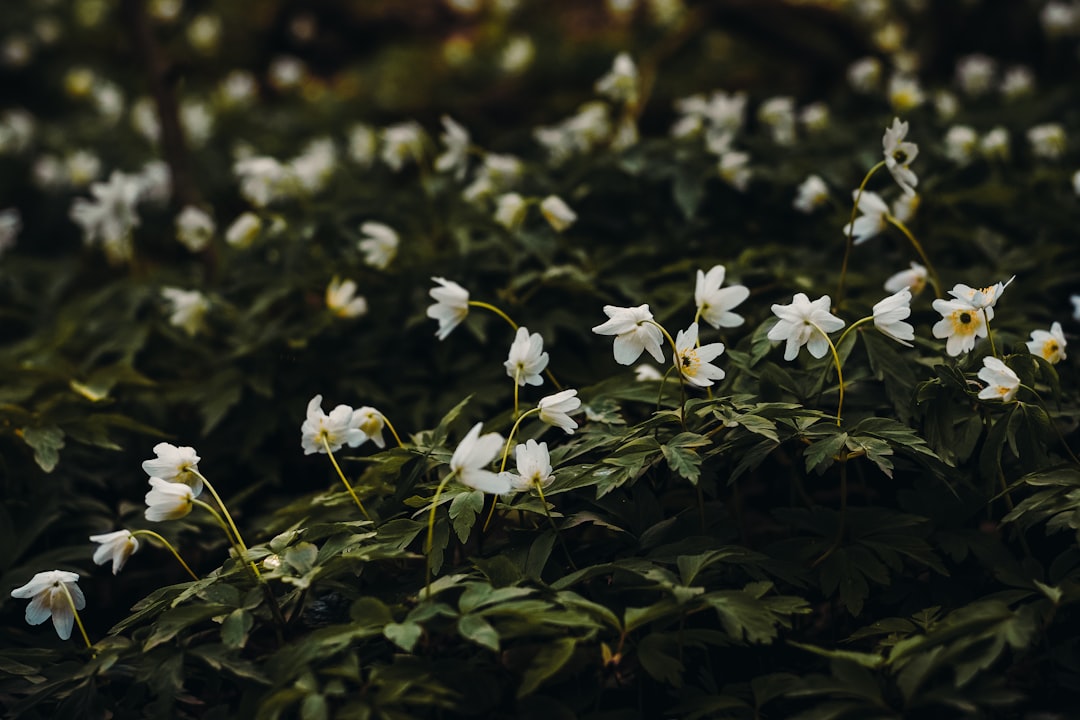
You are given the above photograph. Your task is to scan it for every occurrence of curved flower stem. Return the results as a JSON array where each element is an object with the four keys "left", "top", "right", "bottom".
[
  {"left": 468, "top": 300, "right": 518, "bottom": 330},
  {"left": 535, "top": 481, "right": 577, "bottom": 571},
  {"left": 319, "top": 438, "right": 372, "bottom": 520},
  {"left": 513, "top": 372, "right": 521, "bottom": 420},
  {"left": 884, "top": 214, "right": 942, "bottom": 298},
  {"left": 380, "top": 414, "right": 405, "bottom": 448},
  {"left": 1020, "top": 385, "right": 1080, "bottom": 464},
  {"left": 191, "top": 470, "right": 260, "bottom": 578},
  {"left": 131, "top": 529, "right": 199, "bottom": 581},
  {"left": 982, "top": 309, "right": 999, "bottom": 359},
  {"left": 645, "top": 320, "right": 687, "bottom": 430},
  {"left": 835, "top": 316, "right": 874, "bottom": 350},
  {"left": 839, "top": 160, "right": 886, "bottom": 302},
  {"left": 58, "top": 581, "right": 93, "bottom": 650},
  {"left": 499, "top": 408, "right": 540, "bottom": 473},
  {"left": 425, "top": 470, "right": 457, "bottom": 599},
  {"left": 810, "top": 322, "right": 845, "bottom": 427}
]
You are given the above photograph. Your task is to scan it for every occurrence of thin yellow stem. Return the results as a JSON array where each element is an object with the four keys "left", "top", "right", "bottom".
[
  {"left": 320, "top": 437, "right": 372, "bottom": 520},
  {"left": 468, "top": 300, "right": 518, "bottom": 331},
  {"left": 59, "top": 582, "right": 92, "bottom": 650},
  {"left": 500, "top": 408, "right": 540, "bottom": 473},
  {"left": 513, "top": 371, "right": 521, "bottom": 419},
  {"left": 885, "top": 214, "right": 942, "bottom": 298},
  {"left": 192, "top": 469, "right": 262, "bottom": 580},
  {"left": 481, "top": 495, "right": 500, "bottom": 533},
  {"left": 645, "top": 319, "right": 688, "bottom": 429},
  {"left": 381, "top": 414, "right": 405, "bottom": 448},
  {"left": 839, "top": 160, "right": 887, "bottom": 302},
  {"left": 982, "top": 309, "right": 998, "bottom": 358},
  {"left": 131, "top": 529, "right": 199, "bottom": 581},
  {"left": 425, "top": 471, "right": 455, "bottom": 598},
  {"left": 810, "top": 322, "right": 845, "bottom": 426},
  {"left": 835, "top": 316, "right": 873, "bottom": 349}
]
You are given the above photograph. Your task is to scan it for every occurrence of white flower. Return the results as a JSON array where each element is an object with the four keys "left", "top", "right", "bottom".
[
  {"left": 161, "top": 287, "right": 210, "bottom": 337},
  {"left": 326, "top": 277, "right": 368, "bottom": 319},
  {"left": 947, "top": 276, "right": 1015, "bottom": 313},
  {"left": 175, "top": 205, "right": 214, "bottom": 252},
  {"left": 931, "top": 298, "right": 988, "bottom": 356},
  {"left": 505, "top": 327, "right": 549, "bottom": 386},
  {"left": 592, "top": 304, "right": 665, "bottom": 365},
  {"left": 888, "top": 74, "right": 925, "bottom": 112},
  {"left": 69, "top": 170, "right": 142, "bottom": 263},
  {"left": 842, "top": 190, "right": 889, "bottom": 245},
  {"left": 799, "top": 102, "right": 830, "bottom": 133},
  {"left": 217, "top": 70, "right": 257, "bottom": 109},
  {"left": 674, "top": 323, "right": 726, "bottom": 387},
  {"left": 500, "top": 35, "right": 535, "bottom": 74},
  {"left": 635, "top": 364, "right": 664, "bottom": 382},
  {"left": 695, "top": 265, "right": 749, "bottom": 328},
  {"left": 504, "top": 439, "right": 554, "bottom": 493},
  {"left": 494, "top": 192, "right": 528, "bottom": 230},
  {"left": 89, "top": 530, "right": 139, "bottom": 575},
  {"left": 268, "top": 55, "right": 306, "bottom": 90},
  {"left": 9, "top": 570, "right": 85, "bottom": 640},
  {"left": 955, "top": 54, "right": 996, "bottom": 97},
  {"left": 300, "top": 394, "right": 365, "bottom": 455},
  {"left": 180, "top": 101, "right": 214, "bottom": 149},
  {"left": 538, "top": 389, "right": 581, "bottom": 434},
  {"left": 435, "top": 116, "right": 470, "bottom": 179},
  {"left": 463, "top": 153, "right": 523, "bottom": 203},
  {"left": 142, "top": 442, "right": 203, "bottom": 495},
  {"left": 348, "top": 123, "right": 378, "bottom": 166},
  {"left": 1027, "top": 322, "right": 1067, "bottom": 364},
  {"left": 847, "top": 57, "right": 881, "bottom": 93},
  {"left": 145, "top": 477, "right": 195, "bottom": 521},
  {"left": 381, "top": 121, "right": 425, "bottom": 171},
  {"left": 884, "top": 262, "right": 928, "bottom": 296},
  {"left": 768, "top": 293, "right": 845, "bottom": 361},
  {"left": 882, "top": 117, "right": 918, "bottom": 196},
  {"left": 1040, "top": 2, "right": 1077, "bottom": 36},
  {"left": 672, "top": 90, "right": 746, "bottom": 142},
  {"left": 66, "top": 149, "right": 101, "bottom": 186},
  {"left": 357, "top": 222, "right": 399, "bottom": 270},
  {"left": 234, "top": 156, "right": 291, "bottom": 207},
  {"left": 426, "top": 277, "right": 470, "bottom": 340},
  {"left": 451, "top": 423, "right": 509, "bottom": 494},
  {"left": 944, "top": 125, "right": 978, "bottom": 165},
  {"left": 1028, "top": 123, "right": 1066, "bottom": 160},
  {"left": 872, "top": 289, "right": 915, "bottom": 346},
  {"left": 0, "top": 207, "right": 21, "bottom": 256},
  {"left": 289, "top": 138, "right": 336, "bottom": 195},
  {"left": 934, "top": 90, "right": 959, "bottom": 121},
  {"left": 1072, "top": 295, "right": 1080, "bottom": 321},
  {"left": 1000, "top": 66, "right": 1034, "bottom": 100},
  {"left": 718, "top": 151, "right": 751, "bottom": 191},
  {"left": 0, "top": 108, "right": 35, "bottom": 154},
  {"left": 890, "top": 193, "right": 919, "bottom": 225},
  {"left": 187, "top": 13, "right": 222, "bottom": 54},
  {"left": 352, "top": 406, "right": 387, "bottom": 448},
  {"left": 793, "top": 174, "right": 830, "bottom": 213},
  {"left": 977, "top": 357, "right": 1020, "bottom": 402},
  {"left": 225, "top": 212, "right": 261, "bottom": 247},
  {"left": 595, "top": 53, "right": 638, "bottom": 105},
  {"left": 540, "top": 195, "right": 577, "bottom": 232},
  {"left": 757, "top": 96, "right": 796, "bottom": 146},
  {"left": 980, "top": 127, "right": 1010, "bottom": 161}
]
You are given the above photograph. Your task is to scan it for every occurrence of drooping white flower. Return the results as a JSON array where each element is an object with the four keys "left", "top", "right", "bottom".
[
  {"left": 89, "top": 530, "right": 139, "bottom": 575},
  {"left": 931, "top": 298, "right": 988, "bottom": 356},
  {"left": 884, "top": 261, "right": 928, "bottom": 296},
  {"left": 69, "top": 170, "right": 142, "bottom": 263},
  {"left": 842, "top": 190, "right": 889, "bottom": 245},
  {"left": 538, "top": 389, "right": 581, "bottom": 434},
  {"left": 451, "top": 423, "right": 509, "bottom": 494},
  {"left": 225, "top": 212, "right": 261, "bottom": 247},
  {"left": 595, "top": 53, "right": 639, "bottom": 105},
  {"left": 890, "top": 193, "right": 919, "bottom": 225},
  {"left": 955, "top": 54, "right": 996, "bottom": 97},
  {"left": 426, "top": 277, "right": 470, "bottom": 340},
  {"left": 1027, "top": 322, "right": 1067, "bottom": 364},
  {"left": 504, "top": 326, "right": 549, "bottom": 387},
  {"left": 9, "top": 570, "right": 85, "bottom": 640},
  {"left": 175, "top": 205, "right": 215, "bottom": 252},
  {"left": 325, "top": 277, "right": 368, "bottom": 319},
  {"left": 872, "top": 289, "right": 915, "bottom": 346},
  {"left": 142, "top": 442, "right": 203, "bottom": 495},
  {"left": 882, "top": 117, "right": 918, "bottom": 196},
  {"left": 592, "top": 304, "right": 665, "bottom": 365},
  {"left": 977, "top": 357, "right": 1020, "bottom": 402},
  {"left": 695, "top": 265, "right": 749, "bottom": 329},
  {"left": 793, "top": 174, "right": 830, "bottom": 213},
  {"left": 1028, "top": 123, "right": 1066, "bottom": 160},
  {"left": 435, "top": 116, "right": 470, "bottom": 180},
  {"left": 300, "top": 394, "right": 365, "bottom": 455},
  {"left": 357, "top": 221, "right": 399, "bottom": 270},
  {"left": 674, "top": 323, "right": 726, "bottom": 387},
  {"left": 540, "top": 195, "right": 577, "bottom": 232},
  {"left": 944, "top": 125, "right": 978, "bottom": 165},
  {"left": 494, "top": 192, "right": 528, "bottom": 230},
  {"left": 161, "top": 287, "right": 210, "bottom": 337},
  {"left": 634, "top": 364, "right": 664, "bottom": 382},
  {"left": 352, "top": 406, "right": 387, "bottom": 449},
  {"left": 0, "top": 207, "right": 21, "bottom": 256},
  {"left": 767, "top": 293, "right": 845, "bottom": 361},
  {"left": 381, "top": 121, "right": 425, "bottom": 171},
  {"left": 145, "top": 477, "right": 195, "bottom": 521},
  {"left": 503, "top": 439, "right": 554, "bottom": 493},
  {"left": 947, "top": 276, "right": 1015, "bottom": 314}
]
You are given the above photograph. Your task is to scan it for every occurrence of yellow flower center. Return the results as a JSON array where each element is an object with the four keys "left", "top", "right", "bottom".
[
  {"left": 893, "top": 149, "right": 908, "bottom": 164},
  {"left": 949, "top": 309, "right": 981, "bottom": 335},
  {"left": 1042, "top": 341, "right": 1060, "bottom": 360}
]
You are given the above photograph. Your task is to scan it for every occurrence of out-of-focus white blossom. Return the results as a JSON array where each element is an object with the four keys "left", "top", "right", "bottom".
[
  {"left": 1028, "top": 123, "right": 1066, "bottom": 159},
  {"left": 884, "top": 262, "right": 928, "bottom": 296},
  {"left": 69, "top": 170, "right": 142, "bottom": 264},
  {"left": 381, "top": 121, "right": 426, "bottom": 171},
  {"left": 358, "top": 222, "right": 399, "bottom": 270},
  {"left": 325, "top": 277, "right": 368, "bottom": 319},
  {"left": 175, "top": 206, "right": 215, "bottom": 253},
  {"left": 435, "top": 116, "right": 470, "bottom": 179},
  {"left": 161, "top": 287, "right": 210, "bottom": 337},
  {"left": 225, "top": 212, "right": 261, "bottom": 248},
  {"left": 944, "top": 125, "right": 978, "bottom": 165},
  {"left": 847, "top": 57, "right": 882, "bottom": 93},
  {"left": 980, "top": 127, "right": 1010, "bottom": 161},
  {"left": 494, "top": 193, "right": 528, "bottom": 230},
  {"left": 0, "top": 207, "right": 21, "bottom": 256},
  {"left": 794, "top": 174, "right": 830, "bottom": 213},
  {"left": 1000, "top": 66, "right": 1035, "bottom": 100},
  {"left": 955, "top": 54, "right": 996, "bottom": 97},
  {"left": 595, "top": 53, "right": 639, "bottom": 105},
  {"left": 540, "top": 195, "right": 577, "bottom": 232},
  {"left": 348, "top": 123, "right": 378, "bottom": 166},
  {"left": 888, "top": 74, "right": 925, "bottom": 112},
  {"left": 758, "top": 96, "right": 796, "bottom": 146}
]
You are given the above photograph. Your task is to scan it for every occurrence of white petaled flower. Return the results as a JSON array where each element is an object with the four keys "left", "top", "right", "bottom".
[
  {"left": 9, "top": 570, "right": 85, "bottom": 641},
  {"left": 175, "top": 205, "right": 214, "bottom": 252},
  {"left": 352, "top": 406, "right": 387, "bottom": 449},
  {"left": 977, "top": 357, "right": 1020, "bottom": 402},
  {"left": 695, "top": 265, "right": 749, "bottom": 329},
  {"left": 872, "top": 289, "right": 915, "bottom": 347},
  {"left": 1027, "top": 322, "right": 1067, "bottom": 364},
  {"left": 143, "top": 442, "right": 203, "bottom": 495},
  {"left": 348, "top": 123, "right": 378, "bottom": 166},
  {"left": 767, "top": 293, "right": 845, "bottom": 361},
  {"left": 66, "top": 149, "right": 101, "bottom": 186},
  {"left": 635, "top": 364, "right": 664, "bottom": 382},
  {"left": 540, "top": 195, "right": 577, "bottom": 232},
  {"left": 504, "top": 326, "right": 549, "bottom": 387},
  {"left": 463, "top": 153, "right": 523, "bottom": 204},
  {"left": 718, "top": 150, "right": 751, "bottom": 191},
  {"left": 234, "top": 156, "right": 290, "bottom": 207},
  {"left": 674, "top": 323, "right": 726, "bottom": 387},
  {"left": 947, "top": 276, "right": 1015, "bottom": 314},
  {"left": 426, "top": 277, "right": 470, "bottom": 341},
  {"left": 935, "top": 90, "right": 959, "bottom": 121},
  {"left": 494, "top": 192, "right": 528, "bottom": 230},
  {"left": 500, "top": 35, "right": 535, "bottom": 74},
  {"left": 326, "top": 277, "right": 368, "bottom": 319},
  {"left": 847, "top": 57, "right": 882, "bottom": 93},
  {"left": 980, "top": 127, "right": 1011, "bottom": 161},
  {"left": 300, "top": 394, "right": 365, "bottom": 455},
  {"left": 945, "top": 125, "right": 978, "bottom": 165},
  {"left": 161, "top": 287, "right": 210, "bottom": 337},
  {"left": 538, "top": 389, "right": 581, "bottom": 434},
  {"left": 435, "top": 115, "right": 470, "bottom": 180},
  {"left": 217, "top": 70, "right": 257, "bottom": 109},
  {"left": 451, "top": 422, "right": 509, "bottom": 494},
  {"left": 289, "top": 138, "right": 336, "bottom": 195},
  {"left": 882, "top": 117, "right": 918, "bottom": 196},
  {"left": 225, "top": 212, "right": 261, "bottom": 248},
  {"left": 842, "top": 190, "right": 889, "bottom": 245},
  {"left": 799, "top": 102, "right": 830, "bottom": 133},
  {"left": 793, "top": 174, "right": 830, "bottom": 213},
  {"left": 1041, "top": 2, "right": 1077, "bottom": 35},
  {"left": 595, "top": 52, "right": 639, "bottom": 105},
  {"left": 884, "top": 262, "right": 928, "bottom": 296},
  {"left": 145, "top": 477, "right": 195, "bottom": 521},
  {"left": 381, "top": 121, "right": 425, "bottom": 171},
  {"left": 1000, "top": 66, "right": 1034, "bottom": 100},
  {"left": 504, "top": 439, "right": 554, "bottom": 493},
  {"left": 888, "top": 74, "right": 925, "bottom": 112},
  {"left": 592, "top": 304, "right": 665, "bottom": 366},
  {"left": 0, "top": 207, "right": 21, "bottom": 256},
  {"left": 1028, "top": 123, "right": 1066, "bottom": 160},
  {"left": 931, "top": 298, "right": 988, "bottom": 356},
  {"left": 955, "top": 54, "right": 996, "bottom": 97},
  {"left": 268, "top": 55, "right": 306, "bottom": 90},
  {"left": 69, "top": 170, "right": 143, "bottom": 263},
  {"left": 358, "top": 222, "right": 399, "bottom": 270},
  {"left": 89, "top": 530, "right": 139, "bottom": 575},
  {"left": 757, "top": 96, "right": 796, "bottom": 146},
  {"left": 890, "top": 193, "right": 919, "bottom": 225}
]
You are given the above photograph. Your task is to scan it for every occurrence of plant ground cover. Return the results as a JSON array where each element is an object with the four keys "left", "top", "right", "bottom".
[{"left": 2, "top": 1, "right": 1080, "bottom": 718}]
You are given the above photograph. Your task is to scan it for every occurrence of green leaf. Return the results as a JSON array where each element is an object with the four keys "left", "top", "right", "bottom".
[
  {"left": 804, "top": 431, "right": 848, "bottom": 474},
  {"left": 457, "top": 613, "right": 500, "bottom": 652},
  {"left": 221, "top": 609, "right": 254, "bottom": 649},
  {"left": 284, "top": 542, "right": 319, "bottom": 575},
  {"left": 384, "top": 622, "right": 424, "bottom": 653},
  {"left": 661, "top": 442, "right": 703, "bottom": 484},
  {"left": 516, "top": 637, "right": 576, "bottom": 698},
  {"left": 144, "top": 604, "right": 232, "bottom": 651},
  {"left": 20, "top": 426, "right": 65, "bottom": 473},
  {"left": 448, "top": 489, "right": 485, "bottom": 543}
]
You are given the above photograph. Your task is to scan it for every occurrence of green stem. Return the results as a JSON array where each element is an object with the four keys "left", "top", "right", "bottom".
[
  {"left": 982, "top": 309, "right": 998, "bottom": 359},
  {"left": 59, "top": 582, "right": 93, "bottom": 650},
  {"left": 191, "top": 470, "right": 261, "bottom": 580},
  {"left": 499, "top": 408, "right": 540, "bottom": 473},
  {"left": 468, "top": 300, "right": 518, "bottom": 330},
  {"left": 131, "top": 529, "right": 199, "bottom": 581},
  {"left": 839, "top": 160, "right": 886, "bottom": 302},
  {"left": 535, "top": 480, "right": 577, "bottom": 570},
  {"left": 645, "top": 319, "right": 687, "bottom": 430},
  {"left": 513, "top": 370, "right": 521, "bottom": 419},
  {"left": 319, "top": 437, "right": 372, "bottom": 520},
  {"left": 381, "top": 414, "right": 405, "bottom": 448},
  {"left": 884, "top": 214, "right": 942, "bottom": 298},
  {"left": 425, "top": 471, "right": 456, "bottom": 599},
  {"left": 810, "top": 322, "right": 845, "bottom": 427},
  {"left": 835, "top": 316, "right": 874, "bottom": 349}
]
